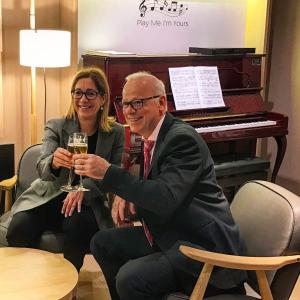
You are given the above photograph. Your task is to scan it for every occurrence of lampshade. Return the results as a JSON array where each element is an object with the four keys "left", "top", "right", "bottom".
[{"left": 20, "top": 29, "right": 71, "bottom": 67}]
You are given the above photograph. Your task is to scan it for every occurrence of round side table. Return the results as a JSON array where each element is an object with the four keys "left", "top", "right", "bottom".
[{"left": 0, "top": 247, "right": 78, "bottom": 299}]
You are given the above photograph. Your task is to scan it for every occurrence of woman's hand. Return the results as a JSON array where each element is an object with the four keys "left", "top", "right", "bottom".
[
  {"left": 73, "top": 154, "right": 111, "bottom": 179},
  {"left": 61, "top": 191, "right": 84, "bottom": 217},
  {"left": 52, "top": 147, "right": 73, "bottom": 170},
  {"left": 112, "top": 195, "right": 136, "bottom": 226}
]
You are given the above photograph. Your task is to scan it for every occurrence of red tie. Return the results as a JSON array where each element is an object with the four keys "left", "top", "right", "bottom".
[
  {"left": 143, "top": 140, "right": 155, "bottom": 178},
  {"left": 143, "top": 139, "right": 155, "bottom": 246}
]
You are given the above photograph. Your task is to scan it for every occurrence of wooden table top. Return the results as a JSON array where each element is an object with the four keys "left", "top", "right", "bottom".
[{"left": 0, "top": 247, "right": 78, "bottom": 300}]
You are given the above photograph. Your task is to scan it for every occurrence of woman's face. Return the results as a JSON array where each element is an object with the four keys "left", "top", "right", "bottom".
[{"left": 73, "top": 77, "right": 105, "bottom": 121}]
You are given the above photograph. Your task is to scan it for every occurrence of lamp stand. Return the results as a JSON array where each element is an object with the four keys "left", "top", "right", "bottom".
[
  {"left": 30, "top": 0, "right": 37, "bottom": 144},
  {"left": 30, "top": 66, "right": 37, "bottom": 144},
  {"left": 43, "top": 67, "right": 47, "bottom": 125}
]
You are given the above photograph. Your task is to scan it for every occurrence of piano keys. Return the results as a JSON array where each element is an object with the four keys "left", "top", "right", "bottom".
[
  {"left": 82, "top": 53, "right": 288, "bottom": 182},
  {"left": 196, "top": 120, "right": 277, "bottom": 133}
]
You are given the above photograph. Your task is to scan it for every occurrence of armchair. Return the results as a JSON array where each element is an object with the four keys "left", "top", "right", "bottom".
[
  {"left": 167, "top": 180, "right": 300, "bottom": 300},
  {"left": 0, "top": 144, "right": 64, "bottom": 251}
]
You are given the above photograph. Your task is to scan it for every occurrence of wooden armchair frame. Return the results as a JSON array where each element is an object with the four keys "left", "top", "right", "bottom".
[
  {"left": 0, "top": 175, "right": 17, "bottom": 213},
  {"left": 180, "top": 245, "right": 300, "bottom": 300}
]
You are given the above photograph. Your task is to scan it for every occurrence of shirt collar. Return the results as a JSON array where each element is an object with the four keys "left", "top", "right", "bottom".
[{"left": 143, "top": 113, "right": 166, "bottom": 143}]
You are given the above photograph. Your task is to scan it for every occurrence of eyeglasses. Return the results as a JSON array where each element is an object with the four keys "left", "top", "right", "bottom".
[
  {"left": 118, "top": 95, "right": 160, "bottom": 110},
  {"left": 71, "top": 89, "right": 101, "bottom": 100}
]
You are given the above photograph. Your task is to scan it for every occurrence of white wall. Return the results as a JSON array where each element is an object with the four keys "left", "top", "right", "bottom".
[{"left": 78, "top": 0, "right": 248, "bottom": 57}]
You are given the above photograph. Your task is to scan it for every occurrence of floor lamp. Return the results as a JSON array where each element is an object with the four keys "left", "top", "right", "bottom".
[{"left": 19, "top": 29, "right": 71, "bottom": 144}]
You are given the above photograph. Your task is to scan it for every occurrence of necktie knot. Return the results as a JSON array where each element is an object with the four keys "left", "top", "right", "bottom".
[{"left": 144, "top": 140, "right": 155, "bottom": 154}]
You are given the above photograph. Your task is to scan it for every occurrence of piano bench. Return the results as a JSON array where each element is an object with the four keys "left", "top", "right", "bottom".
[{"left": 214, "top": 157, "right": 270, "bottom": 201}]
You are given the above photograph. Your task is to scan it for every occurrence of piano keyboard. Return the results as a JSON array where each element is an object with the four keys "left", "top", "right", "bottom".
[{"left": 196, "top": 120, "right": 277, "bottom": 133}]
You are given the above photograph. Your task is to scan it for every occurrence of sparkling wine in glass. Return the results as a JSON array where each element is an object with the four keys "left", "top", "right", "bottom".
[
  {"left": 74, "top": 132, "right": 90, "bottom": 191},
  {"left": 60, "top": 135, "right": 78, "bottom": 192}
]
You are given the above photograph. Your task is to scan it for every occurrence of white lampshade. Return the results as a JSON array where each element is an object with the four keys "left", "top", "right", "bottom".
[{"left": 20, "top": 29, "right": 71, "bottom": 67}]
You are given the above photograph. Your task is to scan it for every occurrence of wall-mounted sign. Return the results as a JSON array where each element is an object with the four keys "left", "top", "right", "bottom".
[{"left": 78, "top": 0, "right": 247, "bottom": 57}]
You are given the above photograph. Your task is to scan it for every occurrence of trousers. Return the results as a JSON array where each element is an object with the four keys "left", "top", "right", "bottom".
[
  {"left": 6, "top": 193, "right": 98, "bottom": 271},
  {"left": 90, "top": 225, "right": 246, "bottom": 300}
]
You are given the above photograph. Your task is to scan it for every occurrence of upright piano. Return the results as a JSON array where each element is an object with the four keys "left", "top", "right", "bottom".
[{"left": 82, "top": 53, "right": 288, "bottom": 183}]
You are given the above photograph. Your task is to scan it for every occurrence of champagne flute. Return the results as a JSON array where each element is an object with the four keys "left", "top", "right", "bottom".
[
  {"left": 60, "top": 135, "right": 78, "bottom": 192},
  {"left": 73, "top": 132, "right": 90, "bottom": 191}
]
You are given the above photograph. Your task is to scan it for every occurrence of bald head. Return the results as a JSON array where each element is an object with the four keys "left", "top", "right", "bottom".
[
  {"left": 121, "top": 71, "right": 168, "bottom": 138},
  {"left": 124, "top": 71, "right": 166, "bottom": 100}
]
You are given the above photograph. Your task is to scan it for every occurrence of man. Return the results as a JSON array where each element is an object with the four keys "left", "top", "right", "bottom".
[{"left": 72, "top": 71, "right": 247, "bottom": 300}]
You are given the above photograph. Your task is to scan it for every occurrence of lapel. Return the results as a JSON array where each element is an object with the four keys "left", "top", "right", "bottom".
[
  {"left": 148, "top": 112, "right": 175, "bottom": 176},
  {"left": 61, "top": 118, "right": 80, "bottom": 147},
  {"left": 94, "top": 129, "right": 114, "bottom": 158}
]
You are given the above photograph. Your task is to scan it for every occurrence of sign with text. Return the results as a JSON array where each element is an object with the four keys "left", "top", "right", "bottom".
[{"left": 78, "top": 0, "right": 247, "bottom": 57}]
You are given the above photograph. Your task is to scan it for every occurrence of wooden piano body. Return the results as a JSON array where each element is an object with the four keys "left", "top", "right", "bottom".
[{"left": 82, "top": 53, "right": 288, "bottom": 182}]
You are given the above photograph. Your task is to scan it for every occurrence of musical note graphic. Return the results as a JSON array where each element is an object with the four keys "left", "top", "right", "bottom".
[
  {"left": 139, "top": 0, "right": 147, "bottom": 17},
  {"left": 160, "top": 0, "right": 168, "bottom": 10},
  {"left": 168, "top": 1, "right": 177, "bottom": 12},
  {"left": 138, "top": 0, "right": 188, "bottom": 18},
  {"left": 151, "top": 0, "right": 158, "bottom": 11}
]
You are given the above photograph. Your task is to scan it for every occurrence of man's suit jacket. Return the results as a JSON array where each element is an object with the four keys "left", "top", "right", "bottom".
[
  {"left": 9, "top": 117, "right": 124, "bottom": 229},
  {"left": 102, "top": 112, "right": 247, "bottom": 291}
]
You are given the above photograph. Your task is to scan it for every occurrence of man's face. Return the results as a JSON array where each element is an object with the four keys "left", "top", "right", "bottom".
[{"left": 122, "top": 77, "right": 166, "bottom": 138}]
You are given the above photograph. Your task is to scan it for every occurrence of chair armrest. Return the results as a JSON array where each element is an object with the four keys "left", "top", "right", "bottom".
[
  {"left": 0, "top": 175, "right": 17, "bottom": 190},
  {"left": 0, "top": 175, "right": 17, "bottom": 212},
  {"left": 179, "top": 245, "right": 300, "bottom": 300},
  {"left": 179, "top": 245, "right": 300, "bottom": 271}
]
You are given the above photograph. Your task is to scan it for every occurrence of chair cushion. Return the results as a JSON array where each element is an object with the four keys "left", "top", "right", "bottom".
[
  {"left": 165, "top": 293, "right": 189, "bottom": 299},
  {"left": 16, "top": 144, "right": 42, "bottom": 198},
  {"left": 37, "top": 230, "right": 64, "bottom": 253},
  {"left": 0, "top": 211, "right": 10, "bottom": 247},
  {"left": 231, "top": 180, "right": 300, "bottom": 257},
  {"left": 0, "top": 225, "right": 8, "bottom": 247}
]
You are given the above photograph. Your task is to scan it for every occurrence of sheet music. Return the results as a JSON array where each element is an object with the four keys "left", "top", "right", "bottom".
[{"left": 169, "top": 66, "right": 225, "bottom": 110}]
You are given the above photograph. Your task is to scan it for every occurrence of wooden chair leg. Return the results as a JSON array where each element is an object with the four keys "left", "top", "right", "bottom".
[
  {"left": 190, "top": 263, "right": 214, "bottom": 300},
  {"left": 256, "top": 270, "right": 273, "bottom": 300},
  {"left": 4, "top": 189, "right": 12, "bottom": 212}
]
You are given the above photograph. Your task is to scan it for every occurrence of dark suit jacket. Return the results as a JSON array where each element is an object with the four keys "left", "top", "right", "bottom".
[
  {"left": 9, "top": 117, "right": 124, "bottom": 229},
  {"left": 102, "top": 112, "right": 246, "bottom": 290}
]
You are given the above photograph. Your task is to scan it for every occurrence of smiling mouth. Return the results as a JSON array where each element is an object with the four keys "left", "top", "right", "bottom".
[
  {"left": 79, "top": 105, "right": 92, "bottom": 110},
  {"left": 127, "top": 117, "right": 142, "bottom": 124}
]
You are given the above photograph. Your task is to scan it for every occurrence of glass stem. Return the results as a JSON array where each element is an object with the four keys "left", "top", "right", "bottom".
[
  {"left": 79, "top": 175, "right": 84, "bottom": 188},
  {"left": 67, "top": 167, "right": 73, "bottom": 187}
]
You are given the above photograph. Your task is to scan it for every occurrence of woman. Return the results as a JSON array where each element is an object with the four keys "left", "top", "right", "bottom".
[{"left": 6, "top": 67, "right": 124, "bottom": 272}]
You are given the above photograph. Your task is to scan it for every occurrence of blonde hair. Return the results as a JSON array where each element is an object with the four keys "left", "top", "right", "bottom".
[{"left": 66, "top": 67, "right": 115, "bottom": 132}]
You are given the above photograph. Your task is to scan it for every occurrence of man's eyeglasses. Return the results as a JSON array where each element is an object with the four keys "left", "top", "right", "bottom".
[
  {"left": 118, "top": 95, "right": 160, "bottom": 110},
  {"left": 71, "top": 89, "right": 101, "bottom": 100}
]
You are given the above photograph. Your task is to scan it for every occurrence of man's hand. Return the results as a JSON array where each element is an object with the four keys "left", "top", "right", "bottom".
[
  {"left": 61, "top": 191, "right": 84, "bottom": 217},
  {"left": 73, "top": 154, "right": 110, "bottom": 179},
  {"left": 112, "top": 195, "right": 136, "bottom": 226},
  {"left": 52, "top": 147, "right": 73, "bottom": 170}
]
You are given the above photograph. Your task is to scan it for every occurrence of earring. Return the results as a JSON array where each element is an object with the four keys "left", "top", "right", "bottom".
[{"left": 100, "top": 106, "right": 103, "bottom": 111}]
